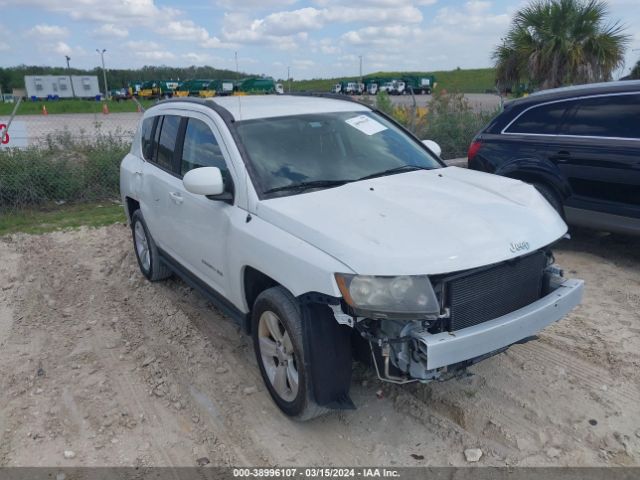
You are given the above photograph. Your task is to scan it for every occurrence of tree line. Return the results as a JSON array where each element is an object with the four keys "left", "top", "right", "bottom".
[{"left": 0, "top": 65, "right": 255, "bottom": 93}]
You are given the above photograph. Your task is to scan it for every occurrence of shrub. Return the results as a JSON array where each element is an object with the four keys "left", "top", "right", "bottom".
[
  {"left": 0, "top": 131, "right": 129, "bottom": 211},
  {"left": 377, "top": 90, "right": 499, "bottom": 159}
]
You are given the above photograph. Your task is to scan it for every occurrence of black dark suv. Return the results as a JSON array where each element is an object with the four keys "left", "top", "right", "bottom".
[{"left": 468, "top": 80, "right": 640, "bottom": 235}]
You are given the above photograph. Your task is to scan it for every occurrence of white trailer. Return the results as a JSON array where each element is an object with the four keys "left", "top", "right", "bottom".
[{"left": 24, "top": 75, "right": 101, "bottom": 99}]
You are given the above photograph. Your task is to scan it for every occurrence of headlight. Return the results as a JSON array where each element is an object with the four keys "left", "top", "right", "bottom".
[{"left": 334, "top": 273, "right": 440, "bottom": 319}]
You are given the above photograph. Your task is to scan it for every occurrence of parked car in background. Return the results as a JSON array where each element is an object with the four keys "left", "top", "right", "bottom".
[
  {"left": 120, "top": 95, "right": 583, "bottom": 420},
  {"left": 468, "top": 80, "right": 640, "bottom": 235}
]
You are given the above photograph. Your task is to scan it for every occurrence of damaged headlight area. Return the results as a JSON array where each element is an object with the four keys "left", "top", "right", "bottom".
[
  {"left": 334, "top": 273, "right": 440, "bottom": 320},
  {"left": 334, "top": 252, "right": 572, "bottom": 386}
]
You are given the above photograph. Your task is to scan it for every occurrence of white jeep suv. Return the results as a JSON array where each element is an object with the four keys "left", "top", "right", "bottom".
[{"left": 120, "top": 95, "right": 584, "bottom": 420}]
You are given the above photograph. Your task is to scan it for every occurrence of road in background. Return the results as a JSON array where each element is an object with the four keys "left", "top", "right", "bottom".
[
  {"left": 0, "top": 112, "right": 141, "bottom": 148},
  {"left": 388, "top": 93, "right": 503, "bottom": 112}
]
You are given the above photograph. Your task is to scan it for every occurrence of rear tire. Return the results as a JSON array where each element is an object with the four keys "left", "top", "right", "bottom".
[
  {"left": 252, "top": 286, "right": 328, "bottom": 421},
  {"left": 131, "top": 210, "right": 172, "bottom": 282},
  {"left": 533, "top": 183, "right": 564, "bottom": 217}
]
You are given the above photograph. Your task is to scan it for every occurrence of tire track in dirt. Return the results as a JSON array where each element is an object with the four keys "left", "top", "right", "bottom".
[{"left": 1, "top": 225, "right": 639, "bottom": 466}]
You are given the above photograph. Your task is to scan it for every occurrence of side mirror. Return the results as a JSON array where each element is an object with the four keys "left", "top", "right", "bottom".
[
  {"left": 422, "top": 139, "right": 442, "bottom": 157},
  {"left": 183, "top": 167, "right": 224, "bottom": 196}
]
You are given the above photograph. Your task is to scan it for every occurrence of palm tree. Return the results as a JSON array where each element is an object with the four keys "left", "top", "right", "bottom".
[{"left": 494, "top": 0, "right": 630, "bottom": 90}]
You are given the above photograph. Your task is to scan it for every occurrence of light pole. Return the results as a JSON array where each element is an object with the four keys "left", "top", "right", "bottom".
[
  {"left": 358, "top": 55, "right": 363, "bottom": 83},
  {"left": 287, "top": 66, "right": 291, "bottom": 93},
  {"left": 96, "top": 49, "right": 109, "bottom": 100},
  {"left": 65, "top": 55, "right": 76, "bottom": 99}
]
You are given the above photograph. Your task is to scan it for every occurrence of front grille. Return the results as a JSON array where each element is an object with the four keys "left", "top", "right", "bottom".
[{"left": 445, "top": 251, "right": 546, "bottom": 331}]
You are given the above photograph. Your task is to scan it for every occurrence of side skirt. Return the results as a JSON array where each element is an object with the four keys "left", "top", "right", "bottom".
[{"left": 157, "top": 248, "right": 250, "bottom": 332}]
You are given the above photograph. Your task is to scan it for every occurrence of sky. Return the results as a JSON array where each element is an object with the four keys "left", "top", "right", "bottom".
[{"left": 0, "top": 0, "right": 638, "bottom": 80}]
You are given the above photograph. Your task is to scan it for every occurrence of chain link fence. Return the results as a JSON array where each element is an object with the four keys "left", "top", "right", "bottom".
[{"left": 0, "top": 99, "right": 144, "bottom": 212}]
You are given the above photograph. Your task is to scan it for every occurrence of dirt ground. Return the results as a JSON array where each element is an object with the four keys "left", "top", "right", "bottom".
[{"left": 0, "top": 223, "right": 639, "bottom": 467}]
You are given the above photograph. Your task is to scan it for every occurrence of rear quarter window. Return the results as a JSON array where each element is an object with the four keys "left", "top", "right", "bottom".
[
  {"left": 560, "top": 94, "right": 640, "bottom": 139},
  {"left": 505, "top": 101, "right": 569, "bottom": 135}
]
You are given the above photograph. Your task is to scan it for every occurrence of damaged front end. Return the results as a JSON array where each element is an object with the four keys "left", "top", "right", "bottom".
[{"left": 335, "top": 249, "right": 584, "bottom": 385}]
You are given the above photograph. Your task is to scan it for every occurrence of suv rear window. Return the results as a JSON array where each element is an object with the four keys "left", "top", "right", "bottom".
[
  {"left": 560, "top": 94, "right": 640, "bottom": 139},
  {"left": 505, "top": 102, "right": 569, "bottom": 135}
]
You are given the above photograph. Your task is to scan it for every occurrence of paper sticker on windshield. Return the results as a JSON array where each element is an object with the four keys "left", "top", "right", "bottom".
[{"left": 345, "top": 115, "right": 387, "bottom": 136}]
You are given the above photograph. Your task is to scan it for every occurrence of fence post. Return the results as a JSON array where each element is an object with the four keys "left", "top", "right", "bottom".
[
  {"left": 131, "top": 96, "right": 145, "bottom": 113},
  {"left": 2, "top": 96, "right": 22, "bottom": 144}
]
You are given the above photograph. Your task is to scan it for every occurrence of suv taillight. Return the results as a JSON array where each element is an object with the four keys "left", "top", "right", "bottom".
[{"left": 467, "top": 140, "right": 483, "bottom": 164}]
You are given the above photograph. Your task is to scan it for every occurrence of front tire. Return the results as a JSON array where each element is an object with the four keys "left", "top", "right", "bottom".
[
  {"left": 252, "top": 287, "right": 327, "bottom": 421},
  {"left": 131, "top": 210, "right": 172, "bottom": 282}
]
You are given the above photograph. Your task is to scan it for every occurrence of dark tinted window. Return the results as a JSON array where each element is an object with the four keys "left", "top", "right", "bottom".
[
  {"left": 140, "top": 117, "right": 155, "bottom": 160},
  {"left": 155, "top": 115, "right": 181, "bottom": 171},
  {"left": 506, "top": 102, "right": 569, "bottom": 134},
  {"left": 561, "top": 94, "right": 640, "bottom": 139},
  {"left": 180, "top": 119, "right": 227, "bottom": 176}
]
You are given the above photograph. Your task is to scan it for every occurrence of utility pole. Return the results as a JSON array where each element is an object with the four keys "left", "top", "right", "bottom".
[
  {"left": 287, "top": 66, "right": 291, "bottom": 93},
  {"left": 358, "top": 55, "right": 363, "bottom": 84},
  {"left": 65, "top": 55, "right": 76, "bottom": 99},
  {"left": 96, "top": 49, "right": 109, "bottom": 100},
  {"left": 235, "top": 51, "right": 239, "bottom": 79}
]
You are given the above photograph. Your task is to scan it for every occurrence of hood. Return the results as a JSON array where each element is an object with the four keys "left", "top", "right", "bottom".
[{"left": 256, "top": 167, "right": 567, "bottom": 275}]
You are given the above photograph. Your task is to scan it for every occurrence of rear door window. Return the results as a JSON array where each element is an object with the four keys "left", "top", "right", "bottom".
[
  {"left": 560, "top": 94, "right": 640, "bottom": 139},
  {"left": 140, "top": 116, "right": 156, "bottom": 160},
  {"left": 505, "top": 101, "right": 569, "bottom": 135},
  {"left": 155, "top": 115, "right": 181, "bottom": 172}
]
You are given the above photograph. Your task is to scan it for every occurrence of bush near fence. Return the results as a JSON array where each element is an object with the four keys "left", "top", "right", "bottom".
[
  {"left": 0, "top": 131, "right": 129, "bottom": 211},
  {"left": 377, "top": 90, "right": 499, "bottom": 159}
]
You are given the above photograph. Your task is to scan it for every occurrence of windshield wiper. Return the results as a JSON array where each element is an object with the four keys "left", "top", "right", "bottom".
[
  {"left": 357, "top": 164, "right": 429, "bottom": 181},
  {"left": 264, "top": 179, "right": 353, "bottom": 195}
]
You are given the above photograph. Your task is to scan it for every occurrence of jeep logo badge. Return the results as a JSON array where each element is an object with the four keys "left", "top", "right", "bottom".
[{"left": 510, "top": 241, "right": 530, "bottom": 253}]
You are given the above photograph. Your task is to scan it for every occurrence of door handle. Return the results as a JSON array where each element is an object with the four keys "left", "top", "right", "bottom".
[
  {"left": 134, "top": 171, "right": 142, "bottom": 176},
  {"left": 551, "top": 151, "right": 571, "bottom": 163},
  {"left": 169, "top": 192, "right": 183, "bottom": 205}
]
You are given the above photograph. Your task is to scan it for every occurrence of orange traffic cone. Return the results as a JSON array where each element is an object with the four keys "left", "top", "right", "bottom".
[
  {"left": 102, "top": 103, "right": 109, "bottom": 115},
  {"left": 42, "top": 104, "right": 48, "bottom": 115}
]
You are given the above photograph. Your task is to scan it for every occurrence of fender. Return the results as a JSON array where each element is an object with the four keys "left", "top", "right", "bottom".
[{"left": 497, "top": 157, "right": 572, "bottom": 200}]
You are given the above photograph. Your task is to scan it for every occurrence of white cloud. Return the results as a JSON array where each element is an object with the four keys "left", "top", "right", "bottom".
[
  {"left": 135, "top": 50, "right": 176, "bottom": 61},
  {"left": 184, "top": 52, "right": 213, "bottom": 64},
  {"left": 221, "top": 4, "right": 422, "bottom": 47},
  {"left": 161, "top": 19, "right": 235, "bottom": 49},
  {"left": 216, "top": 0, "right": 298, "bottom": 9},
  {"left": 51, "top": 41, "right": 86, "bottom": 56},
  {"left": 94, "top": 23, "right": 129, "bottom": 38},
  {"left": 0, "top": 41, "right": 9, "bottom": 51},
  {"left": 27, "top": 24, "right": 69, "bottom": 38}
]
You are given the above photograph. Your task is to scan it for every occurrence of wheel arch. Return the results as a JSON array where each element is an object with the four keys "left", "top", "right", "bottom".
[
  {"left": 497, "top": 159, "right": 571, "bottom": 200},
  {"left": 124, "top": 196, "right": 140, "bottom": 223}
]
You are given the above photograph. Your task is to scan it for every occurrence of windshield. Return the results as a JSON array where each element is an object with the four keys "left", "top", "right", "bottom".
[{"left": 235, "top": 111, "right": 441, "bottom": 196}]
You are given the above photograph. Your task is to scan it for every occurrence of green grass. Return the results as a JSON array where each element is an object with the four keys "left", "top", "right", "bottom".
[
  {"left": 0, "top": 202, "right": 125, "bottom": 235},
  {"left": 0, "top": 99, "right": 156, "bottom": 115},
  {"left": 291, "top": 67, "right": 497, "bottom": 94}
]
